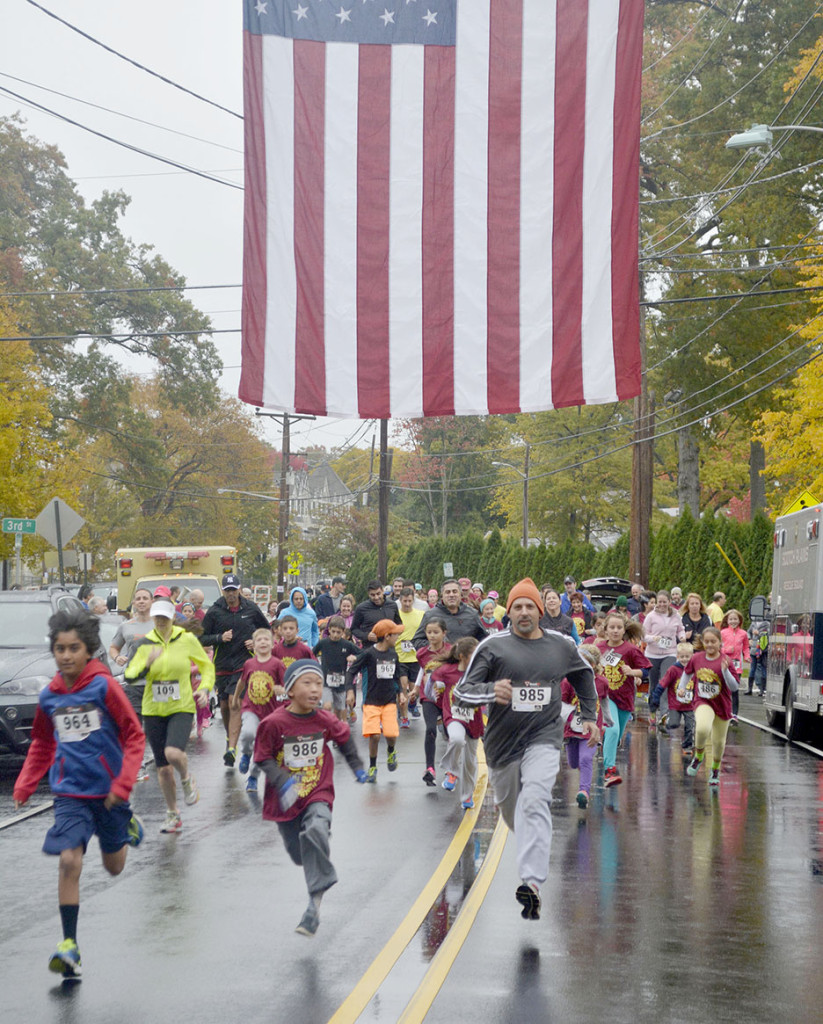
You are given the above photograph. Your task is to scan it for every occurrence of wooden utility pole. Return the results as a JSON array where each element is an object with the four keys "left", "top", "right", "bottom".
[
  {"left": 277, "top": 413, "right": 290, "bottom": 596},
  {"left": 629, "top": 306, "right": 654, "bottom": 585}
]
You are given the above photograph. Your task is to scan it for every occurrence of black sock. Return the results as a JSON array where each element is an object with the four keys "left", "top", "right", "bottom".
[
  {"left": 60, "top": 904, "right": 79, "bottom": 943},
  {"left": 387, "top": 743, "right": 395, "bottom": 754},
  {"left": 369, "top": 755, "right": 377, "bottom": 768}
]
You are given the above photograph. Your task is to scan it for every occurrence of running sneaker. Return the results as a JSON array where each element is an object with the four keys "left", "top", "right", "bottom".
[
  {"left": 686, "top": 756, "right": 702, "bottom": 777},
  {"left": 127, "top": 814, "right": 144, "bottom": 848},
  {"left": 682, "top": 747, "right": 694, "bottom": 758},
  {"left": 348, "top": 708, "right": 357, "bottom": 724},
  {"left": 442, "top": 772, "right": 457, "bottom": 791},
  {"left": 708, "top": 768, "right": 720, "bottom": 787},
  {"left": 515, "top": 883, "right": 541, "bottom": 921},
  {"left": 238, "top": 753, "right": 251, "bottom": 774},
  {"left": 399, "top": 717, "right": 410, "bottom": 729},
  {"left": 387, "top": 749, "right": 398, "bottom": 772},
  {"left": 49, "top": 938, "right": 82, "bottom": 978},
  {"left": 295, "top": 903, "right": 320, "bottom": 937},
  {"left": 223, "top": 746, "right": 237, "bottom": 768},
  {"left": 648, "top": 712, "right": 656, "bottom": 727},
  {"left": 366, "top": 766, "right": 378, "bottom": 783},
  {"left": 422, "top": 767, "right": 436, "bottom": 787},
  {"left": 410, "top": 703, "right": 421, "bottom": 718},
  {"left": 181, "top": 775, "right": 199, "bottom": 806},
  {"left": 604, "top": 766, "right": 622, "bottom": 787},
  {"left": 576, "top": 790, "right": 589, "bottom": 809},
  {"left": 160, "top": 811, "right": 183, "bottom": 833},
  {"left": 461, "top": 797, "right": 474, "bottom": 810},
  {"left": 245, "top": 775, "right": 258, "bottom": 793},
  {"left": 135, "top": 767, "right": 149, "bottom": 783}
]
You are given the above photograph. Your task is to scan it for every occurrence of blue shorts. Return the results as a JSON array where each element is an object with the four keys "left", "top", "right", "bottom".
[{"left": 43, "top": 796, "right": 133, "bottom": 856}]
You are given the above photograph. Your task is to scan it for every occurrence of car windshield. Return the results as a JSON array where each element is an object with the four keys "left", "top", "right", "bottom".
[
  {"left": 137, "top": 578, "right": 223, "bottom": 609},
  {"left": 0, "top": 601, "right": 54, "bottom": 647}
]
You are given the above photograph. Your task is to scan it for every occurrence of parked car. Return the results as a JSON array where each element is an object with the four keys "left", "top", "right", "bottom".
[{"left": 0, "top": 587, "right": 92, "bottom": 756}]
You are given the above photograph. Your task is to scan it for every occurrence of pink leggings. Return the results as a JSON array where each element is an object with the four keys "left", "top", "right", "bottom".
[{"left": 566, "top": 738, "right": 596, "bottom": 794}]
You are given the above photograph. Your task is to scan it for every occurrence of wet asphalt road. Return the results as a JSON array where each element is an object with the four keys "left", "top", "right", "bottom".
[{"left": 1, "top": 693, "right": 822, "bottom": 1024}]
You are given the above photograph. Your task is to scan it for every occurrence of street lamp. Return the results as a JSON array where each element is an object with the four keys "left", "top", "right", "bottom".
[
  {"left": 216, "top": 489, "right": 282, "bottom": 501},
  {"left": 726, "top": 123, "right": 823, "bottom": 150},
  {"left": 492, "top": 443, "right": 530, "bottom": 549}
]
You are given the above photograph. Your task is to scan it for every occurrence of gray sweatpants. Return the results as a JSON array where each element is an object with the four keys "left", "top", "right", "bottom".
[
  {"left": 276, "top": 801, "right": 338, "bottom": 897},
  {"left": 239, "top": 711, "right": 262, "bottom": 778},
  {"left": 439, "top": 722, "right": 479, "bottom": 804},
  {"left": 490, "top": 743, "right": 560, "bottom": 889}
]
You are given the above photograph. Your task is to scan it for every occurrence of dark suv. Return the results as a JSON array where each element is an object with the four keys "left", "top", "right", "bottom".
[{"left": 0, "top": 587, "right": 87, "bottom": 756}]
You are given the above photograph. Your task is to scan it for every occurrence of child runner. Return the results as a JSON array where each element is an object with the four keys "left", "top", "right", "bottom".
[
  {"left": 13, "top": 609, "right": 145, "bottom": 980},
  {"left": 272, "top": 615, "right": 314, "bottom": 669},
  {"left": 562, "top": 644, "right": 611, "bottom": 808},
  {"left": 432, "top": 637, "right": 481, "bottom": 807},
  {"left": 254, "top": 660, "right": 367, "bottom": 936},
  {"left": 313, "top": 615, "right": 359, "bottom": 722},
  {"left": 412, "top": 617, "right": 452, "bottom": 787},
  {"left": 597, "top": 612, "right": 650, "bottom": 787},
  {"left": 232, "top": 628, "right": 286, "bottom": 792},
  {"left": 396, "top": 588, "right": 424, "bottom": 726},
  {"left": 720, "top": 609, "right": 750, "bottom": 720},
  {"left": 649, "top": 642, "right": 695, "bottom": 755},
  {"left": 346, "top": 620, "right": 408, "bottom": 782},
  {"left": 479, "top": 599, "right": 504, "bottom": 636},
  {"left": 679, "top": 627, "right": 739, "bottom": 786}
]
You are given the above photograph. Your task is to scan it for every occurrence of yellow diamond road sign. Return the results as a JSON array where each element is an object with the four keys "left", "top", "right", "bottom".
[{"left": 782, "top": 490, "right": 820, "bottom": 516}]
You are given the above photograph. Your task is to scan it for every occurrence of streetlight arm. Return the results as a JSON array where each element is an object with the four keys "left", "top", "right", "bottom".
[
  {"left": 726, "top": 123, "right": 823, "bottom": 150},
  {"left": 217, "top": 488, "right": 282, "bottom": 501},
  {"left": 491, "top": 461, "right": 526, "bottom": 479}
]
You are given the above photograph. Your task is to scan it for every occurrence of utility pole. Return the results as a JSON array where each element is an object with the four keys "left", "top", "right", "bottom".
[
  {"left": 629, "top": 304, "right": 653, "bottom": 585},
  {"left": 522, "top": 442, "right": 530, "bottom": 549},
  {"left": 377, "top": 420, "right": 392, "bottom": 583}
]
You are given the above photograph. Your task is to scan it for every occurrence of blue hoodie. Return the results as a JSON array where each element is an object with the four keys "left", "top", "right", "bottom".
[{"left": 278, "top": 586, "right": 319, "bottom": 647}]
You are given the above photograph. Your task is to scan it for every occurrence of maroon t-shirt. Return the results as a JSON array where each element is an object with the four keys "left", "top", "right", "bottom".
[
  {"left": 596, "top": 640, "right": 650, "bottom": 711},
  {"left": 416, "top": 643, "right": 452, "bottom": 703},
  {"left": 659, "top": 661, "right": 695, "bottom": 712},
  {"left": 239, "top": 654, "right": 285, "bottom": 718},
  {"left": 435, "top": 662, "right": 484, "bottom": 739},
  {"left": 683, "top": 651, "right": 737, "bottom": 721},
  {"left": 562, "top": 672, "right": 608, "bottom": 736},
  {"left": 254, "top": 705, "right": 352, "bottom": 822},
  {"left": 271, "top": 639, "right": 314, "bottom": 671}
]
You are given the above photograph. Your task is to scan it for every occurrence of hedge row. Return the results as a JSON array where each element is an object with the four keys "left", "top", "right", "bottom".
[{"left": 345, "top": 510, "right": 775, "bottom": 616}]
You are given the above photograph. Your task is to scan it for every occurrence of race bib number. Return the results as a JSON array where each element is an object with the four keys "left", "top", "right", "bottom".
[
  {"left": 732, "top": 659, "right": 741, "bottom": 672},
  {"left": 602, "top": 650, "right": 622, "bottom": 668},
  {"left": 569, "top": 711, "right": 586, "bottom": 734},
  {"left": 450, "top": 703, "right": 474, "bottom": 723},
  {"left": 512, "top": 685, "right": 550, "bottom": 712},
  {"left": 284, "top": 733, "right": 325, "bottom": 768},
  {"left": 376, "top": 660, "right": 395, "bottom": 679},
  {"left": 657, "top": 636, "right": 673, "bottom": 650},
  {"left": 153, "top": 681, "right": 180, "bottom": 702},
  {"left": 676, "top": 688, "right": 692, "bottom": 704},
  {"left": 327, "top": 673, "right": 345, "bottom": 688},
  {"left": 697, "top": 680, "right": 721, "bottom": 700},
  {"left": 53, "top": 706, "right": 101, "bottom": 743},
  {"left": 401, "top": 640, "right": 414, "bottom": 653}
]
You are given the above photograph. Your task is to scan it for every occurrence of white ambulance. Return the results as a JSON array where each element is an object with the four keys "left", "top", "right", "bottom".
[{"left": 115, "top": 546, "right": 237, "bottom": 612}]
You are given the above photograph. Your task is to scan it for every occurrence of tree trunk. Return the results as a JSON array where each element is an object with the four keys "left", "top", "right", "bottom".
[
  {"left": 677, "top": 425, "right": 700, "bottom": 517},
  {"left": 749, "top": 440, "right": 766, "bottom": 518}
]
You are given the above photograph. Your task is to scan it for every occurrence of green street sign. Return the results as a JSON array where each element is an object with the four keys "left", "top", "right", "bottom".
[{"left": 2, "top": 517, "right": 36, "bottom": 535}]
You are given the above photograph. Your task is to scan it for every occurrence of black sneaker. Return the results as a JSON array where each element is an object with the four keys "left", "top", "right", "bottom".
[
  {"left": 515, "top": 883, "right": 541, "bottom": 920},
  {"left": 422, "top": 767, "right": 436, "bottom": 787},
  {"left": 295, "top": 904, "right": 320, "bottom": 937},
  {"left": 223, "top": 746, "right": 236, "bottom": 767}
]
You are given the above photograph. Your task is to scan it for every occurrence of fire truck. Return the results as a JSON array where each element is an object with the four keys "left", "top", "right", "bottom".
[
  {"left": 752, "top": 505, "right": 823, "bottom": 742},
  {"left": 115, "top": 546, "right": 237, "bottom": 611}
]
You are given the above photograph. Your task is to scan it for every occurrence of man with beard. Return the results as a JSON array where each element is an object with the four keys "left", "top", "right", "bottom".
[{"left": 350, "top": 580, "right": 402, "bottom": 648}]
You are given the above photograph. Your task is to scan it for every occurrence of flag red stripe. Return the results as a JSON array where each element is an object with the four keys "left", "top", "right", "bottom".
[
  {"left": 551, "top": 0, "right": 588, "bottom": 407},
  {"left": 293, "top": 40, "right": 327, "bottom": 415},
  {"left": 611, "top": 0, "right": 643, "bottom": 400},
  {"left": 422, "top": 46, "right": 456, "bottom": 417},
  {"left": 486, "top": 0, "right": 522, "bottom": 414},
  {"left": 239, "top": 31, "right": 267, "bottom": 408},
  {"left": 356, "top": 45, "right": 392, "bottom": 419}
]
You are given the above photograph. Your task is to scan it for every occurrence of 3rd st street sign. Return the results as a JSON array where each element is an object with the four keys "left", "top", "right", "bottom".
[{"left": 2, "top": 518, "right": 36, "bottom": 534}]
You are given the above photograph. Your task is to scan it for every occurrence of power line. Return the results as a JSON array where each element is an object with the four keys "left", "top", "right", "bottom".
[
  {"left": 25, "top": 0, "right": 242, "bottom": 119},
  {"left": 1, "top": 284, "right": 241, "bottom": 298},
  {"left": 0, "top": 84, "right": 243, "bottom": 190}
]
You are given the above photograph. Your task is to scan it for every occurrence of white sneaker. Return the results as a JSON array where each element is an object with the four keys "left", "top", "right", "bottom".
[
  {"left": 181, "top": 775, "right": 199, "bottom": 806},
  {"left": 160, "top": 811, "right": 182, "bottom": 833}
]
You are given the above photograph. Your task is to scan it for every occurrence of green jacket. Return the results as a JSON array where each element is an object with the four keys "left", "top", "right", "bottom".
[{"left": 125, "top": 625, "right": 215, "bottom": 717}]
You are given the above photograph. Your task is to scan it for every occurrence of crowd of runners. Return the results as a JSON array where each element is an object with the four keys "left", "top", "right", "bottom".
[{"left": 13, "top": 570, "right": 762, "bottom": 976}]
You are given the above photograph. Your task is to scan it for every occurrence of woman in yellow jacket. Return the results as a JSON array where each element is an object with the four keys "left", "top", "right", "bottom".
[{"left": 125, "top": 596, "right": 215, "bottom": 833}]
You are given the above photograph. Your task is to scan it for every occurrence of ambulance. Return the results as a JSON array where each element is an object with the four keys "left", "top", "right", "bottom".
[
  {"left": 752, "top": 504, "right": 823, "bottom": 743},
  {"left": 115, "top": 546, "right": 237, "bottom": 611}
]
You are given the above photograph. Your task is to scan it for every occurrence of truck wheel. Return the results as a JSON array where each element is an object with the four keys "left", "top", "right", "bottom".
[
  {"left": 784, "top": 686, "right": 805, "bottom": 742},
  {"left": 765, "top": 706, "right": 784, "bottom": 731}
]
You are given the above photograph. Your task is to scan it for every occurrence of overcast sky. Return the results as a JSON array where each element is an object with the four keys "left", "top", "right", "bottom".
[{"left": 1, "top": 0, "right": 377, "bottom": 456}]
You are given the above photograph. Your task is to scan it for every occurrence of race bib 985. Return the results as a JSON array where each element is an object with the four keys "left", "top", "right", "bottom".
[{"left": 512, "top": 685, "right": 550, "bottom": 712}]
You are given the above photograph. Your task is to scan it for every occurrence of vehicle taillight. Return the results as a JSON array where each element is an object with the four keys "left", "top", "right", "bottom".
[
  {"left": 221, "top": 555, "right": 235, "bottom": 566},
  {"left": 119, "top": 558, "right": 133, "bottom": 569}
]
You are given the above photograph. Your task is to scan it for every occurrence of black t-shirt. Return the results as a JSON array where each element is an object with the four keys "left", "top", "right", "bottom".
[
  {"left": 313, "top": 638, "right": 360, "bottom": 685},
  {"left": 347, "top": 645, "right": 404, "bottom": 706}
]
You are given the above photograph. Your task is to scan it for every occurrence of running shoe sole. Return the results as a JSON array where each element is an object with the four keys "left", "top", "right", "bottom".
[
  {"left": 295, "top": 907, "right": 319, "bottom": 937},
  {"left": 515, "top": 884, "right": 541, "bottom": 920},
  {"left": 49, "top": 942, "right": 82, "bottom": 977}
]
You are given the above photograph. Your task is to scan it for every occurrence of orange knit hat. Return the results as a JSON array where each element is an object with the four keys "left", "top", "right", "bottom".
[{"left": 506, "top": 578, "right": 544, "bottom": 615}]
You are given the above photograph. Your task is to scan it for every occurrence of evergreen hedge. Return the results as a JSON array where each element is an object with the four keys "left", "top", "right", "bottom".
[{"left": 344, "top": 512, "right": 775, "bottom": 616}]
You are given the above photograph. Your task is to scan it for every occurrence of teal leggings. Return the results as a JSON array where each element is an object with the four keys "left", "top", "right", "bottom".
[{"left": 603, "top": 704, "right": 632, "bottom": 769}]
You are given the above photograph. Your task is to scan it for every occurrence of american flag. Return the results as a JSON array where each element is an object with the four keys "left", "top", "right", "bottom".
[{"left": 240, "top": 0, "right": 644, "bottom": 418}]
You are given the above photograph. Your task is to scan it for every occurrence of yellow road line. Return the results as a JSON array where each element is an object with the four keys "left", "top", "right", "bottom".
[
  {"left": 326, "top": 752, "right": 489, "bottom": 1024},
  {"left": 397, "top": 814, "right": 508, "bottom": 1023}
]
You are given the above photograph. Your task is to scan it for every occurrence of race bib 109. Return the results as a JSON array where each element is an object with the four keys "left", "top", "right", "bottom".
[
  {"left": 153, "top": 680, "right": 180, "bottom": 702},
  {"left": 512, "top": 685, "right": 550, "bottom": 712}
]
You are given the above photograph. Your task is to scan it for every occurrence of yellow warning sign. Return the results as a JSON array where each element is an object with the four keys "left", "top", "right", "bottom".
[{"left": 781, "top": 490, "right": 821, "bottom": 516}]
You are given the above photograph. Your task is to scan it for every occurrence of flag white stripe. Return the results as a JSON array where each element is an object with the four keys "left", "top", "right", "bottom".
[
  {"left": 581, "top": 0, "right": 619, "bottom": 403},
  {"left": 262, "top": 36, "right": 295, "bottom": 410},
  {"left": 388, "top": 47, "right": 425, "bottom": 418},
  {"left": 453, "top": 0, "right": 491, "bottom": 416},
  {"left": 519, "top": 0, "right": 557, "bottom": 413},
  {"left": 323, "top": 42, "right": 360, "bottom": 417}
]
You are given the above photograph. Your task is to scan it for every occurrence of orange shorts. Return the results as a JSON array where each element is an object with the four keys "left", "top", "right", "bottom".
[{"left": 362, "top": 702, "right": 399, "bottom": 739}]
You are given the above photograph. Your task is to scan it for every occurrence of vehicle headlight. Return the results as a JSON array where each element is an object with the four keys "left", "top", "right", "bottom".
[{"left": 0, "top": 675, "right": 51, "bottom": 696}]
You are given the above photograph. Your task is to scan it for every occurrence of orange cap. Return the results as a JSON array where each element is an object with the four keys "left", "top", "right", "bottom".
[
  {"left": 373, "top": 619, "right": 405, "bottom": 638},
  {"left": 506, "top": 578, "right": 544, "bottom": 616}
]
